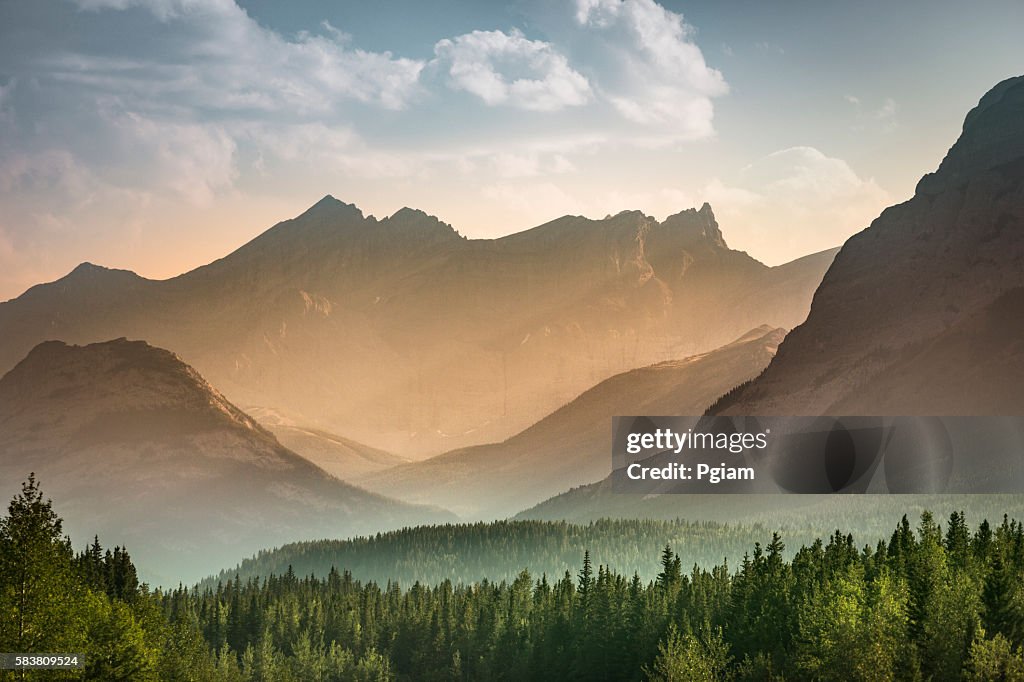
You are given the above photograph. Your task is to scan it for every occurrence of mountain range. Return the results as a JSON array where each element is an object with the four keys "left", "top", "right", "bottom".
[
  {"left": 4, "top": 66, "right": 1020, "bottom": 591},
  {"left": 0, "top": 201, "right": 835, "bottom": 459},
  {"left": 357, "top": 325, "right": 786, "bottom": 518},
  {"left": 523, "top": 75, "right": 1024, "bottom": 523},
  {"left": 0, "top": 338, "right": 453, "bottom": 584}
]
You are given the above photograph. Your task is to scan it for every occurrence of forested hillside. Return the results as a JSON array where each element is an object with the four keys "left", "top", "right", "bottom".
[
  {"left": 5, "top": 477, "right": 1024, "bottom": 680},
  {"left": 203, "top": 519, "right": 822, "bottom": 590},
  {"left": 179, "top": 511, "right": 1024, "bottom": 681},
  {"left": 0, "top": 475, "right": 230, "bottom": 680}
]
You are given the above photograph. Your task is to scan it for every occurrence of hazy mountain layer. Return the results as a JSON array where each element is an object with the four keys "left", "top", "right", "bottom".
[
  {"left": 269, "top": 425, "right": 410, "bottom": 479},
  {"left": 0, "top": 338, "right": 454, "bottom": 584},
  {"left": 521, "top": 75, "right": 1024, "bottom": 527},
  {"left": 358, "top": 326, "right": 785, "bottom": 518},
  {"left": 243, "top": 406, "right": 409, "bottom": 479},
  {"left": 0, "top": 202, "right": 835, "bottom": 458}
]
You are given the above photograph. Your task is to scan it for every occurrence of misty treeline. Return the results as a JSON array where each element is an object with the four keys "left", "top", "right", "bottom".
[
  {"left": 205, "top": 519, "right": 821, "bottom": 590},
  {"left": 3, "top": 477, "right": 1024, "bottom": 680}
]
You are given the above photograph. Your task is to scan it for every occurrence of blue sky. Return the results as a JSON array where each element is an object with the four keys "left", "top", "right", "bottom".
[{"left": 0, "top": 0, "right": 1021, "bottom": 299}]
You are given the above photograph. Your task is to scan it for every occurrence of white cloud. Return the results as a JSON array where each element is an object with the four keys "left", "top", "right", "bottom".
[
  {"left": 63, "top": 0, "right": 425, "bottom": 112},
  {"left": 0, "top": 0, "right": 427, "bottom": 248},
  {"left": 70, "top": 0, "right": 233, "bottom": 20},
  {"left": 111, "top": 111, "right": 237, "bottom": 205},
  {"left": 0, "top": 0, "right": 738, "bottom": 298},
  {"left": 704, "top": 146, "right": 891, "bottom": 260},
  {"left": 241, "top": 123, "right": 421, "bottom": 180},
  {"left": 573, "top": 0, "right": 727, "bottom": 136},
  {"left": 744, "top": 146, "right": 879, "bottom": 201},
  {"left": 702, "top": 178, "right": 761, "bottom": 208},
  {"left": 433, "top": 29, "right": 592, "bottom": 111}
]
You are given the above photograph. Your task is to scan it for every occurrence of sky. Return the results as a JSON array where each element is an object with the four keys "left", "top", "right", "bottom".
[{"left": 0, "top": 0, "right": 1022, "bottom": 301}]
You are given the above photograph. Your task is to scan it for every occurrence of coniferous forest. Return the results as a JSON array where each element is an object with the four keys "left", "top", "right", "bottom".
[
  {"left": 3, "top": 476, "right": 1024, "bottom": 680},
  {"left": 202, "top": 519, "right": 821, "bottom": 591}
]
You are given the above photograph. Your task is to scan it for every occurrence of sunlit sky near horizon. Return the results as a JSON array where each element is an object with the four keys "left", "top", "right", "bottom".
[{"left": 0, "top": 0, "right": 1022, "bottom": 300}]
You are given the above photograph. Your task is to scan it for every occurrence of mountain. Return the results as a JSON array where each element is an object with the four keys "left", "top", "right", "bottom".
[
  {"left": 255, "top": 415, "right": 410, "bottom": 479},
  {"left": 717, "top": 75, "right": 1024, "bottom": 416},
  {"left": 0, "top": 338, "right": 454, "bottom": 584},
  {"left": 357, "top": 326, "right": 785, "bottom": 518},
  {"left": 0, "top": 202, "right": 836, "bottom": 458},
  {"left": 521, "top": 75, "right": 1024, "bottom": 526}
]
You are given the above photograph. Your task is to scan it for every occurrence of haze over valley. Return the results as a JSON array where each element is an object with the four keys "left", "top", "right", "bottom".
[
  {"left": 0, "top": 200, "right": 834, "bottom": 461},
  {"left": 1, "top": 0, "right": 1022, "bottom": 593}
]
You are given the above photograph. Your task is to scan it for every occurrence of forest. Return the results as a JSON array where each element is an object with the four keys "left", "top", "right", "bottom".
[
  {"left": 2, "top": 475, "right": 1024, "bottom": 680},
  {"left": 202, "top": 519, "right": 828, "bottom": 590}
]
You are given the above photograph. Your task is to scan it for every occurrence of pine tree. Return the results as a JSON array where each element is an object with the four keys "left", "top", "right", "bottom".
[
  {"left": 577, "top": 551, "right": 594, "bottom": 607},
  {"left": 0, "top": 473, "right": 89, "bottom": 653},
  {"left": 657, "top": 545, "right": 682, "bottom": 592}
]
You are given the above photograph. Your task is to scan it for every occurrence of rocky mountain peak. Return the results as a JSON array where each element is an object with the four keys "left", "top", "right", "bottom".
[
  {"left": 383, "top": 206, "right": 462, "bottom": 241},
  {"left": 917, "top": 75, "right": 1024, "bottom": 194},
  {"left": 61, "top": 262, "right": 141, "bottom": 282},
  {"left": 717, "top": 74, "right": 1024, "bottom": 416},
  {"left": 657, "top": 202, "right": 728, "bottom": 250},
  {"left": 69, "top": 261, "right": 105, "bottom": 275},
  {"left": 299, "top": 194, "right": 365, "bottom": 221}
]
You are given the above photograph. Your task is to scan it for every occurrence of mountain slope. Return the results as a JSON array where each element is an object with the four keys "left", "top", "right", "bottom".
[
  {"left": 0, "top": 338, "right": 454, "bottom": 584},
  {"left": 718, "top": 74, "right": 1024, "bottom": 416},
  {"left": 358, "top": 326, "right": 785, "bottom": 518},
  {"left": 0, "top": 202, "right": 836, "bottom": 458},
  {"left": 521, "top": 74, "right": 1024, "bottom": 526},
  {"left": 269, "top": 424, "right": 410, "bottom": 479}
]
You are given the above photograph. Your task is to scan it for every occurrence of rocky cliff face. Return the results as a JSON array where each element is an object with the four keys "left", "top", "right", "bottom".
[
  {"left": 0, "top": 338, "right": 454, "bottom": 584},
  {"left": 0, "top": 198, "right": 834, "bottom": 457},
  {"left": 718, "top": 75, "right": 1024, "bottom": 416}
]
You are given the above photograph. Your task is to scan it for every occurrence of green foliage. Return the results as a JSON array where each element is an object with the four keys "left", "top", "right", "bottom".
[
  {"left": 0, "top": 475, "right": 222, "bottom": 681},
  {"left": 165, "top": 509, "right": 1024, "bottom": 681},
  {"left": 646, "top": 625, "right": 731, "bottom": 682},
  {"left": 6, "top": 476, "right": 1024, "bottom": 681},
  {"left": 966, "top": 630, "right": 1024, "bottom": 681},
  {"left": 794, "top": 565, "right": 910, "bottom": 681},
  {"left": 0, "top": 473, "right": 89, "bottom": 656},
  {"left": 202, "top": 518, "right": 802, "bottom": 590}
]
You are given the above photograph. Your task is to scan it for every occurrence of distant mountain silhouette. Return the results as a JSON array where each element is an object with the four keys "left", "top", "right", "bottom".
[
  {"left": 0, "top": 201, "right": 834, "bottom": 458},
  {"left": 358, "top": 326, "right": 785, "bottom": 518},
  {"left": 0, "top": 338, "right": 454, "bottom": 584}
]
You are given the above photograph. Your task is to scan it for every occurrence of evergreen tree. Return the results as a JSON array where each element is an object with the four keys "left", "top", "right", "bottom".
[{"left": 0, "top": 473, "right": 88, "bottom": 654}]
